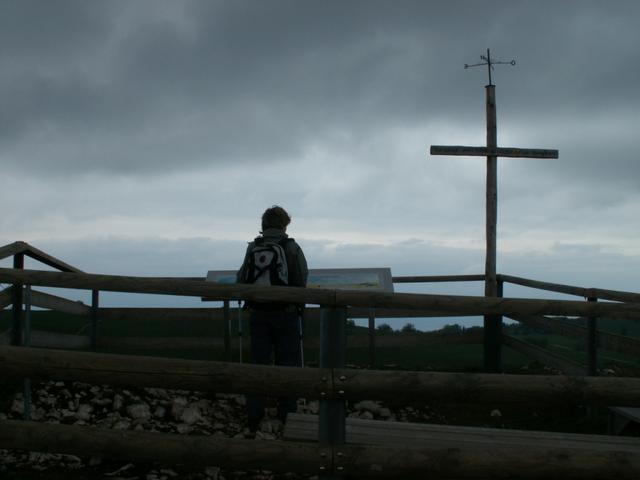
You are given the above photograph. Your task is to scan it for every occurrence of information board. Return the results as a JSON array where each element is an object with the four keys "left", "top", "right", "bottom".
[{"left": 205, "top": 267, "right": 394, "bottom": 292}]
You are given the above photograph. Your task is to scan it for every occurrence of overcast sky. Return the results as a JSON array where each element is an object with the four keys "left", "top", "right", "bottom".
[{"left": 1, "top": 1, "right": 639, "bottom": 328}]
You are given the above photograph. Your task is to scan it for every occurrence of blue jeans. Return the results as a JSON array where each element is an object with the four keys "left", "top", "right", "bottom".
[{"left": 247, "top": 309, "right": 302, "bottom": 428}]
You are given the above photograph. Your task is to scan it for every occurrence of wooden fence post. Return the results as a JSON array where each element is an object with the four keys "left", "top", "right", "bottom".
[
  {"left": 90, "top": 290, "right": 99, "bottom": 349},
  {"left": 10, "top": 253, "right": 24, "bottom": 346},
  {"left": 368, "top": 308, "right": 376, "bottom": 368},
  {"left": 23, "top": 284, "right": 32, "bottom": 421},
  {"left": 319, "top": 307, "right": 347, "bottom": 479},
  {"left": 587, "top": 296, "right": 598, "bottom": 376},
  {"left": 223, "top": 301, "right": 231, "bottom": 361},
  {"left": 484, "top": 277, "right": 503, "bottom": 373}
]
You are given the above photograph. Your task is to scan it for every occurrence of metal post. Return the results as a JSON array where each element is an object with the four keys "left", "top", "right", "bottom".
[
  {"left": 368, "top": 308, "right": 376, "bottom": 368},
  {"left": 587, "top": 297, "right": 598, "bottom": 376},
  {"left": 319, "top": 306, "right": 347, "bottom": 479},
  {"left": 23, "top": 284, "right": 32, "bottom": 421},
  {"left": 298, "top": 309, "right": 305, "bottom": 367},
  {"left": 90, "top": 290, "right": 99, "bottom": 350},
  {"left": 11, "top": 253, "right": 24, "bottom": 346},
  {"left": 238, "top": 301, "right": 243, "bottom": 363}
]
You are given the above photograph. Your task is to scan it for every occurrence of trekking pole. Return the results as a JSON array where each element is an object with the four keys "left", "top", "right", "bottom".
[
  {"left": 238, "top": 300, "right": 243, "bottom": 363},
  {"left": 298, "top": 307, "right": 304, "bottom": 367}
]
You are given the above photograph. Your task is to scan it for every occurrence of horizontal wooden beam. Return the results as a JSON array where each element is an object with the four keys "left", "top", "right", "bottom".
[
  {"left": 392, "top": 274, "right": 485, "bottom": 283},
  {"left": 99, "top": 307, "right": 219, "bottom": 322},
  {"left": 334, "top": 362, "right": 640, "bottom": 406},
  {"left": 5, "top": 347, "right": 636, "bottom": 407},
  {"left": 2, "top": 268, "right": 640, "bottom": 319},
  {"left": 10, "top": 329, "right": 482, "bottom": 351},
  {"left": 1, "top": 418, "right": 638, "bottom": 478},
  {"left": 499, "top": 274, "right": 640, "bottom": 303},
  {"left": 430, "top": 145, "right": 559, "bottom": 159},
  {"left": 501, "top": 333, "right": 587, "bottom": 376},
  {"left": 285, "top": 413, "right": 640, "bottom": 479},
  {"left": 0, "top": 420, "right": 322, "bottom": 474},
  {"left": 0, "top": 346, "right": 328, "bottom": 399},
  {"left": 97, "top": 306, "right": 474, "bottom": 324}
]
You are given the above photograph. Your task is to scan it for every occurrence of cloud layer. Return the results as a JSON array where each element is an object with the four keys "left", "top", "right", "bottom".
[{"left": 1, "top": 1, "right": 639, "bottom": 321}]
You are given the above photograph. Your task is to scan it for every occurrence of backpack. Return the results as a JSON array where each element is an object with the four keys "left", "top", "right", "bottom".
[{"left": 245, "top": 237, "right": 292, "bottom": 286}]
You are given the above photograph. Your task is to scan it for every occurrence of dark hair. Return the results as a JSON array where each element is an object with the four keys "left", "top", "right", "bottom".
[{"left": 261, "top": 205, "right": 291, "bottom": 231}]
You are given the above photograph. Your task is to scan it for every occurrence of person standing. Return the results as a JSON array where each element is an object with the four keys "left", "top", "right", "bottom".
[{"left": 236, "top": 206, "right": 308, "bottom": 433}]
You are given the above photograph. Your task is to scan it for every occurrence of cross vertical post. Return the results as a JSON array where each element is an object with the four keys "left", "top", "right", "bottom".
[{"left": 484, "top": 84, "right": 501, "bottom": 372}]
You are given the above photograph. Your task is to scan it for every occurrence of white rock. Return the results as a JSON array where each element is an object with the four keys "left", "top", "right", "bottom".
[
  {"left": 180, "top": 406, "right": 203, "bottom": 425},
  {"left": 113, "top": 394, "right": 124, "bottom": 410},
  {"left": 75, "top": 404, "right": 93, "bottom": 421},
  {"left": 145, "top": 388, "right": 170, "bottom": 399},
  {"left": 193, "top": 399, "right": 212, "bottom": 414},
  {"left": 127, "top": 403, "right": 151, "bottom": 421},
  {"left": 171, "top": 397, "right": 188, "bottom": 420},
  {"left": 61, "top": 409, "right": 76, "bottom": 419}
]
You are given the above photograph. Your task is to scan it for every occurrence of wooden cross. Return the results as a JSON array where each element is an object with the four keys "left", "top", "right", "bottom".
[{"left": 430, "top": 51, "right": 558, "bottom": 371}]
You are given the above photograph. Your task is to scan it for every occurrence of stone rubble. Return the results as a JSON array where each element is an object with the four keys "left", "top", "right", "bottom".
[{"left": 1, "top": 379, "right": 445, "bottom": 479}]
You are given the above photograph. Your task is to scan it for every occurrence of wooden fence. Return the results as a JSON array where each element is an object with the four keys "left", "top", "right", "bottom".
[
  {"left": 2, "top": 242, "right": 640, "bottom": 477},
  {"left": 3, "top": 241, "right": 639, "bottom": 374},
  {"left": 2, "top": 344, "right": 640, "bottom": 478}
]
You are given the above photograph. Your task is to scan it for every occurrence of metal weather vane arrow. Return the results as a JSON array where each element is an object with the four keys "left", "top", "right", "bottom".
[{"left": 464, "top": 48, "right": 516, "bottom": 85}]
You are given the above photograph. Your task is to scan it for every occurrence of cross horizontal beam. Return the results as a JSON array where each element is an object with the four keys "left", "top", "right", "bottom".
[{"left": 430, "top": 145, "right": 558, "bottom": 159}]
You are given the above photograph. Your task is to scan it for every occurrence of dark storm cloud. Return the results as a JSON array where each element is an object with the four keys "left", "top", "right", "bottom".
[{"left": 0, "top": 0, "right": 638, "bottom": 181}]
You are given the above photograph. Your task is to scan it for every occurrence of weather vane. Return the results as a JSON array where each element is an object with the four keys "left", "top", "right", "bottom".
[{"left": 464, "top": 48, "right": 516, "bottom": 85}]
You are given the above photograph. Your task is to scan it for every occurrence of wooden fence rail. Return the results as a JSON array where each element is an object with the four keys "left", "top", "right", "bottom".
[
  {"left": 2, "top": 268, "right": 640, "bottom": 319},
  {"left": 2, "top": 345, "right": 640, "bottom": 478},
  {"left": 499, "top": 274, "right": 640, "bottom": 303},
  {"left": 3, "top": 346, "right": 640, "bottom": 407},
  {"left": 2, "top": 419, "right": 639, "bottom": 479}
]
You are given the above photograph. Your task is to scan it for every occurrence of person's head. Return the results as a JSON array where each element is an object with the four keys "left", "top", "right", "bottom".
[{"left": 261, "top": 205, "right": 291, "bottom": 232}]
